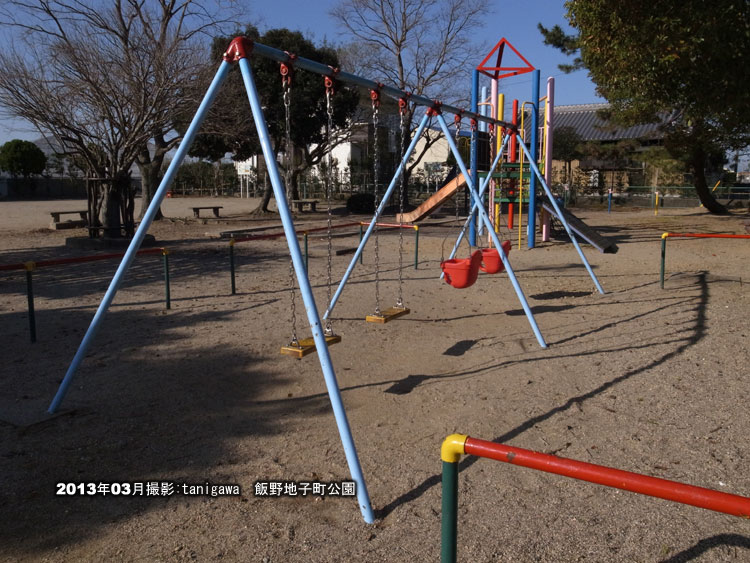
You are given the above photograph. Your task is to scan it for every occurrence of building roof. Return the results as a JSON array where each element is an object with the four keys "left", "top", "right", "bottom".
[{"left": 552, "top": 103, "right": 665, "bottom": 142}]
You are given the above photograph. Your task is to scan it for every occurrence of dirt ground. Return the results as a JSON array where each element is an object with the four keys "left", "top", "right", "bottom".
[{"left": 1, "top": 196, "right": 749, "bottom": 562}]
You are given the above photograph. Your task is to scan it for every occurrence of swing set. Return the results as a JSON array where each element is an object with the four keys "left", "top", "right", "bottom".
[{"left": 47, "top": 36, "right": 607, "bottom": 525}]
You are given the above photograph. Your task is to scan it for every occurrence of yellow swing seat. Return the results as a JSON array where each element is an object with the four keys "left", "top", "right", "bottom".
[
  {"left": 280, "top": 334, "right": 342, "bottom": 359},
  {"left": 366, "top": 306, "right": 410, "bottom": 324}
]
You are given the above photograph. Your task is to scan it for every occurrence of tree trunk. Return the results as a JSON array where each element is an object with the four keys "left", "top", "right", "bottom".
[
  {"left": 290, "top": 169, "right": 301, "bottom": 201},
  {"left": 252, "top": 171, "right": 275, "bottom": 214},
  {"left": 137, "top": 147, "right": 164, "bottom": 221},
  {"left": 102, "top": 173, "right": 133, "bottom": 238},
  {"left": 691, "top": 146, "right": 727, "bottom": 214}
]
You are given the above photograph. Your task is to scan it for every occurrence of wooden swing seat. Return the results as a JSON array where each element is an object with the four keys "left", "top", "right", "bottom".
[
  {"left": 280, "top": 334, "right": 342, "bottom": 358},
  {"left": 366, "top": 306, "right": 410, "bottom": 324}
]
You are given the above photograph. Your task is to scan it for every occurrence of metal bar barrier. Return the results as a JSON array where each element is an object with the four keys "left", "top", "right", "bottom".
[
  {"left": 660, "top": 232, "right": 750, "bottom": 288},
  {"left": 0, "top": 247, "right": 165, "bottom": 271},
  {"left": 1, "top": 248, "right": 170, "bottom": 343},
  {"left": 441, "top": 434, "right": 750, "bottom": 563}
]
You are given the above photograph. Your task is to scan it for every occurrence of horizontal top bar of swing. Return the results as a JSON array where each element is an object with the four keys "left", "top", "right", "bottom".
[{"left": 248, "top": 41, "right": 517, "bottom": 131}]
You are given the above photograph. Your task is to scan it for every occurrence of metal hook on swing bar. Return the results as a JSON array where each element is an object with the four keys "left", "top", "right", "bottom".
[
  {"left": 280, "top": 52, "right": 297, "bottom": 87},
  {"left": 370, "top": 82, "right": 383, "bottom": 108},
  {"left": 324, "top": 66, "right": 340, "bottom": 95}
]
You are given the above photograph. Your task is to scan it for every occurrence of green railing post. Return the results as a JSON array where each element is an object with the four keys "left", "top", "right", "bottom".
[
  {"left": 162, "top": 249, "right": 171, "bottom": 309},
  {"left": 414, "top": 226, "right": 419, "bottom": 269},
  {"left": 441, "top": 434, "right": 466, "bottom": 563},
  {"left": 24, "top": 261, "right": 37, "bottom": 343},
  {"left": 229, "top": 238, "right": 236, "bottom": 295},
  {"left": 660, "top": 234, "right": 667, "bottom": 289},
  {"left": 441, "top": 459, "right": 459, "bottom": 563}
]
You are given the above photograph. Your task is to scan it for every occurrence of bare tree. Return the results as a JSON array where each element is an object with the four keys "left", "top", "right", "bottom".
[
  {"left": 193, "top": 28, "right": 361, "bottom": 214},
  {"left": 331, "top": 0, "right": 488, "bottom": 190},
  {"left": 0, "top": 0, "right": 239, "bottom": 235}
]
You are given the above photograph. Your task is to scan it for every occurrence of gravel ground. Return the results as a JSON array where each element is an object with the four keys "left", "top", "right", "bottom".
[{"left": 1, "top": 197, "right": 749, "bottom": 562}]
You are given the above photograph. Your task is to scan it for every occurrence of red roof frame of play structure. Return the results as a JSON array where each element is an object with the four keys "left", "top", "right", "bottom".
[{"left": 476, "top": 38, "right": 535, "bottom": 80}]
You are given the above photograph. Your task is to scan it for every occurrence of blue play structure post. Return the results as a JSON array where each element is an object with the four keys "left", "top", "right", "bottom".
[
  {"left": 48, "top": 61, "right": 233, "bottom": 414},
  {"left": 436, "top": 113, "right": 548, "bottom": 349},
  {"left": 237, "top": 58, "right": 375, "bottom": 524},
  {"left": 324, "top": 112, "right": 431, "bottom": 320},
  {"left": 516, "top": 141, "right": 605, "bottom": 294},
  {"left": 527, "top": 69, "right": 540, "bottom": 249},
  {"left": 469, "top": 69, "right": 479, "bottom": 246}
]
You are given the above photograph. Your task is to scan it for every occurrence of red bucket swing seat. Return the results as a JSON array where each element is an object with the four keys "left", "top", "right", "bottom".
[
  {"left": 479, "top": 240, "right": 512, "bottom": 274},
  {"left": 441, "top": 250, "right": 482, "bottom": 289},
  {"left": 441, "top": 241, "right": 512, "bottom": 289}
]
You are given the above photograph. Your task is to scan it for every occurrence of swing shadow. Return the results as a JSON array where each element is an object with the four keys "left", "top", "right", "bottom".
[
  {"left": 373, "top": 272, "right": 711, "bottom": 520},
  {"left": 334, "top": 311, "right": 501, "bottom": 323},
  {"left": 530, "top": 290, "right": 592, "bottom": 300},
  {"left": 659, "top": 533, "right": 750, "bottom": 562},
  {"left": 248, "top": 288, "right": 700, "bottom": 409},
  {"left": 0, "top": 300, "right": 347, "bottom": 557},
  {"left": 505, "top": 303, "right": 578, "bottom": 316}
]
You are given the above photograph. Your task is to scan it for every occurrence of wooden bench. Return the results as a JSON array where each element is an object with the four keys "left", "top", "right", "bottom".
[
  {"left": 289, "top": 199, "right": 318, "bottom": 213},
  {"left": 289, "top": 199, "right": 319, "bottom": 212},
  {"left": 191, "top": 206, "right": 223, "bottom": 218},
  {"left": 50, "top": 210, "right": 88, "bottom": 230}
]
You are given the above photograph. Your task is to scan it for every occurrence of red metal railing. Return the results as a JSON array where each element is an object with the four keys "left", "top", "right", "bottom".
[
  {"left": 0, "top": 247, "right": 165, "bottom": 271},
  {"left": 465, "top": 436, "right": 750, "bottom": 517},
  {"left": 441, "top": 434, "right": 750, "bottom": 562},
  {"left": 1, "top": 247, "right": 170, "bottom": 342}
]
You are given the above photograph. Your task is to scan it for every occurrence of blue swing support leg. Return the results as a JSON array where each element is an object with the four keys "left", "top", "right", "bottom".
[
  {"left": 48, "top": 51, "right": 376, "bottom": 525},
  {"left": 516, "top": 141, "right": 605, "bottom": 295},
  {"left": 237, "top": 57, "right": 375, "bottom": 524},
  {"left": 436, "top": 113, "right": 548, "bottom": 349},
  {"left": 49, "top": 61, "right": 234, "bottom": 414}
]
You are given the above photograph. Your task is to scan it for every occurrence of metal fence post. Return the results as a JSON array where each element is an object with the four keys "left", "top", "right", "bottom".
[
  {"left": 24, "top": 261, "right": 37, "bottom": 343},
  {"left": 162, "top": 249, "right": 171, "bottom": 309},
  {"left": 229, "top": 238, "right": 236, "bottom": 295}
]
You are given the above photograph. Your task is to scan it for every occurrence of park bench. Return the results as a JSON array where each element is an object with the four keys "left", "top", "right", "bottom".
[
  {"left": 49, "top": 210, "right": 88, "bottom": 230},
  {"left": 191, "top": 206, "right": 223, "bottom": 218},
  {"left": 290, "top": 199, "right": 319, "bottom": 212}
]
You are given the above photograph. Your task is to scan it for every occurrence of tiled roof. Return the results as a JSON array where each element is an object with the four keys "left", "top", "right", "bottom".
[{"left": 551, "top": 103, "right": 666, "bottom": 142}]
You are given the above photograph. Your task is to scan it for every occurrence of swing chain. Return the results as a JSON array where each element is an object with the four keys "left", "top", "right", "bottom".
[
  {"left": 283, "top": 75, "right": 298, "bottom": 346},
  {"left": 396, "top": 105, "right": 407, "bottom": 308},
  {"left": 283, "top": 86, "right": 294, "bottom": 202},
  {"left": 324, "top": 86, "right": 335, "bottom": 336},
  {"left": 371, "top": 88, "right": 381, "bottom": 315}
]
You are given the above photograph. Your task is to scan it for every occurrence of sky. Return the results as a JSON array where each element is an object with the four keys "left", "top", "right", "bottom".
[
  {"left": 250, "top": 0, "right": 602, "bottom": 105},
  {"left": 0, "top": 0, "right": 603, "bottom": 145}
]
